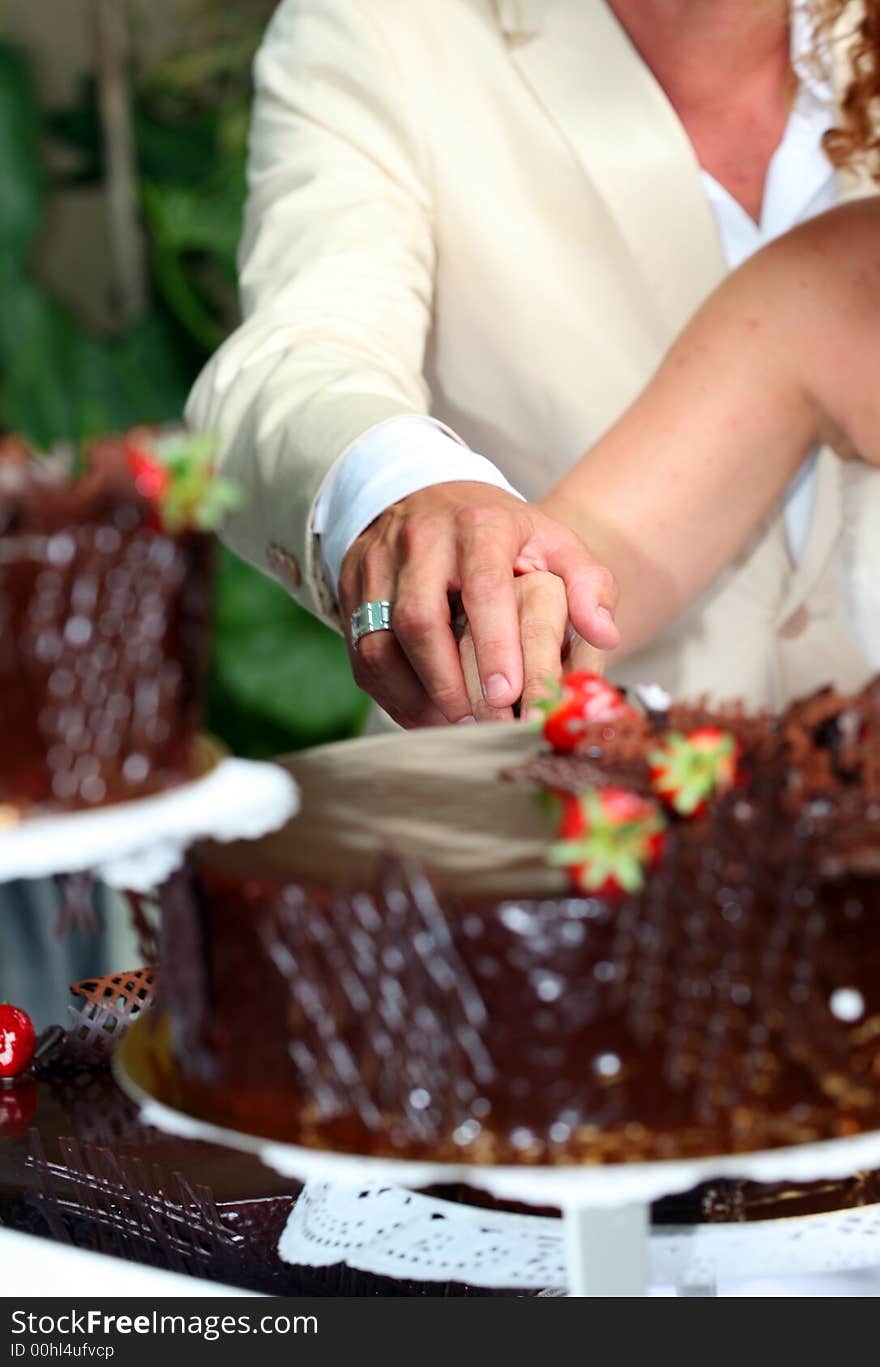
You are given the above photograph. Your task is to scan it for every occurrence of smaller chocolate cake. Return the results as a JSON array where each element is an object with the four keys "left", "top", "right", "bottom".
[{"left": 0, "top": 431, "right": 219, "bottom": 817}]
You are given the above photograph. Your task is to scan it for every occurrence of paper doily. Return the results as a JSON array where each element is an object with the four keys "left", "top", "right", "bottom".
[
  {"left": 280, "top": 1182, "right": 567, "bottom": 1289},
  {"left": 0, "top": 759, "right": 298, "bottom": 889},
  {"left": 280, "top": 1180, "right": 880, "bottom": 1291}
]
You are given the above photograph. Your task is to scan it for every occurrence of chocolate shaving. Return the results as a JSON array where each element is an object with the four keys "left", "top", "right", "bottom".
[
  {"left": 503, "top": 751, "right": 654, "bottom": 797},
  {"left": 509, "top": 678, "right": 880, "bottom": 881}
]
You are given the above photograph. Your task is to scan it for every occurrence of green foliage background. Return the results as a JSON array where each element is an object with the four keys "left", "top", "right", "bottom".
[{"left": 0, "top": 27, "right": 369, "bottom": 756}]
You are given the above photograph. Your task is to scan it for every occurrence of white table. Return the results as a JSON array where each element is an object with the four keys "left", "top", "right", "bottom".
[{"left": 0, "top": 1227, "right": 259, "bottom": 1297}]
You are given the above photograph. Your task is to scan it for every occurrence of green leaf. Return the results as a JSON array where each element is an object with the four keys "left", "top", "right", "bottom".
[
  {"left": 135, "top": 110, "right": 222, "bottom": 186},
  {"left": 209, "top": 548, "right": 370, "bottom": 752},
  {"left": 0, "top": 45, "right": 44, "bottom": 263},
  {"left": 141, "top": 173, "right": 245, "bottom": 260},
  {"left": 73, "top": 315, "right": 193, "bottom": 440},
  {"left": 0, "top": 279, "right": 79, "bottom": 445},
  {"left": 142, "top": 171, "right": 245, "bottom": 348},
  {"left": 0, "top": 285, "right": 192, "bottom": 447}
]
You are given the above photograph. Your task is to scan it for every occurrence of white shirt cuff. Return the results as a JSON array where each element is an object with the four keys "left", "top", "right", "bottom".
[{"left": 313, "top": 416, "right": 525, "bottom": 596}]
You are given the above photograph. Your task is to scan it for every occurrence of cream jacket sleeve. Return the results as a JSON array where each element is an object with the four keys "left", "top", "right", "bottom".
[{"left": 185, "top": 0, "right": 455, "bottom": 627}]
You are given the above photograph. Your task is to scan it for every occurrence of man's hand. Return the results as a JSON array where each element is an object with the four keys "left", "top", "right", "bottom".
[{"left": 338, "top": 482, "right": 619, "bottom": 729}]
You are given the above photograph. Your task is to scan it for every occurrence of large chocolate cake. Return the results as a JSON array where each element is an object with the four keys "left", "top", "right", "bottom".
[
  {"left": 0, "top": 432, "right": 216, "bottom": 817},
  {"left": 156, "top": 680, "right": 880, "bottom": 1166}
]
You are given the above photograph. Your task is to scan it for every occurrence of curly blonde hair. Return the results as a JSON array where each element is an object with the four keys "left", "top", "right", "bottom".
[{"left": 819, "top": 0, "right": 880, "bottom": 179}]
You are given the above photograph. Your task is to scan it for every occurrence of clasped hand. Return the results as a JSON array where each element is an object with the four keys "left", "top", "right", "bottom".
[{"left": 338, "top": 482, "right": 619, "bottom": 727}]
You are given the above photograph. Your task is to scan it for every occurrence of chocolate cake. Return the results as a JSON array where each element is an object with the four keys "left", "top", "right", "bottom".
[
  {"left": 0, "top": 431, "right": 218, "bottom": 818},
  {"left": 155, "top": 680, "right": 880, "bottom": 1166}
]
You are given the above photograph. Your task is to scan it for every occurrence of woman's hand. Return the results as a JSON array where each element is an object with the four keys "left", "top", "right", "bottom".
[
  {"left": 457, "top": 570, "right": 607, "bottom": 722},
  {"left": 338, "top": 481, "right": 619, "bottom": 729}
]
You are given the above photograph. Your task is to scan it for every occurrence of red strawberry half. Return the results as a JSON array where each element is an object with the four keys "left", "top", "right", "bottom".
[
  {"left": 547, "top": 787, "right": 666, "bottom": 897},
  {"left": 125, "top": 437, "right": 171, "bottom": 504},
  {"left": 538, "top": 672, "right": 637, "bottom": 753},
  {"left": 648, "top": 727, "right": 742, "bottom": 818},
  {"left": 0, "top": 1004, "right": 36, "bottom": 1080}
]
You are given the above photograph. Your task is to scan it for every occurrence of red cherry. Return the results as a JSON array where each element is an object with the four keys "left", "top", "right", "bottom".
[
  {"left": 0, "top": 1077, "right": 38, "bottom": 1138},
  {"left": 0, "top": 1004, "right": 36, "bottom": 1079}
]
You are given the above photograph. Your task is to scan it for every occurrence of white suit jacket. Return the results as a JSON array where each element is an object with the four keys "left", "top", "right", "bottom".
[{"left": 187, "top": 0, "right": 875, "bottom": 708}]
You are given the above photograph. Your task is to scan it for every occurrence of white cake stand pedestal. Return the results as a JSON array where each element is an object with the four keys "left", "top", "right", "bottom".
[
  {"left": 564, "top": 1204, "right": 651, "bottom": 1296},
  {"left": 114, "top": 1015, "right": 880, "bottom": 1297},
  {"left": 0, "top": 758, "right": 298, "bottom": 890}
]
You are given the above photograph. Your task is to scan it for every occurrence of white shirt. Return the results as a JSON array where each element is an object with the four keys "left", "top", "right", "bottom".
[{"left": 314, "top": 3, "right": 837, "bottom": 593}]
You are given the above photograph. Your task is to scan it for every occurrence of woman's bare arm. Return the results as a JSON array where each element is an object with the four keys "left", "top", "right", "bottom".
[{"left": 541, "top": 200, "right": 880, "bottom": 657}]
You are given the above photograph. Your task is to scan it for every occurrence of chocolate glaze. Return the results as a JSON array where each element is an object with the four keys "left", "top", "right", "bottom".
[
  {"left": 159, "top": 859, "right": 880, "bottom": 1163},
  {"left": 0, "top": 437, "right": 213, "bottom": 814}
]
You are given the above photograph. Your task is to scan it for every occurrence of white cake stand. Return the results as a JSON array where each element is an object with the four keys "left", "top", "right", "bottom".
[
  {"left": 114, "top": 1014, "right": 880, "bottom": 1297},
  {"left": 0, "top": 759, "right": 299, "bottom": 890}
]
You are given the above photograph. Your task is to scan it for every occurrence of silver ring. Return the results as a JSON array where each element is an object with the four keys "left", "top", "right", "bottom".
[{"left": 350, "top": 599, "right": 394, "bottom": 650}]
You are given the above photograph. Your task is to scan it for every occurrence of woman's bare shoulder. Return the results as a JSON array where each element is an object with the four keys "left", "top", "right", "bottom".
[{"left": 775, "top": 199, "right": 880, "bottom": 291}]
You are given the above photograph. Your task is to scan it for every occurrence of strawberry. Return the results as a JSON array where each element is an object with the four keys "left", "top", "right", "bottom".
[
  {"left": 124, "top": 430, "right": 242, "bottom": 534},
  {"left": 547, "top": 787, "right": 666, "bottom": 897},
  {"left": 0, "top": 1003, "right": 36, "bottom": 1080},
  {"left": 649, "top": 728, "right": 742, "bottom": 818},
  {"left": 538, "top": 672, "right": 637, "bottom": 753},
  {"left": 125, "top": 438, "right": 171, "bottom": 504},
  {"left": 0, "top": 1077, "right": 38, "bottom": 1138}
]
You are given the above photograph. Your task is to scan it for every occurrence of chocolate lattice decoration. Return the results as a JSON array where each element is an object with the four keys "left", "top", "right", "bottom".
[
  {"left": 67, "top": 968, "right": 157, "bottom": 1064},
  {"left": 24, "top": 1131, "right": 296, "bottom": 1289},
  {"left": 259, "top": 860, "right": 495, "bottom": 1148}
]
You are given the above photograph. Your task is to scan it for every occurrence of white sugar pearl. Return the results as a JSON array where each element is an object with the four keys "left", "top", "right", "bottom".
[
  {"left": 536, "top": 974, "right": 563, "bottom": 1002},
  {"left": 829, "top": 988, "right": 865, "bottom": 1023}
]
